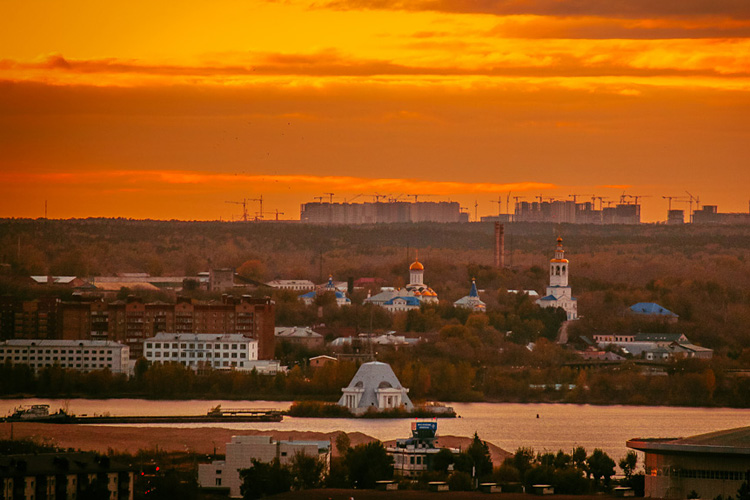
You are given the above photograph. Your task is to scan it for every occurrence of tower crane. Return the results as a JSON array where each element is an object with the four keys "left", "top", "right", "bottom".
[
  {"left": 494, "top": 196, "right": 503, "bottom": 215},
  {"left": 685, "top": 191, "right": 701, "bottom": 223},
  {"left": 248, "top": 196, "right": 263, "bottom": 220},
  {"left": 662, "top": 195, "right": 688, "bottom": 211},
  {"left": 225, "top": 199, "right": 248, "bottom": 222},
  {"left": 324, "top": 192, "right": 335, "bottom": 203},
  {"left": 568, "top": 194, "right": 592, "bottom": 204},
  {"left": 346, "top": 193, "right": 364, "bottom": 203},
  {"left": 408, "top": 194, "right": 435, "bottom": 202},
  {"left": 259, "top": 210, "right": 285, "bottom": 221}
]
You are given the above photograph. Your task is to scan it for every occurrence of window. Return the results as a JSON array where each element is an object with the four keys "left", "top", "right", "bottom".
[{"left": 215, "top": 478, "right": 222, "bottom": 486}]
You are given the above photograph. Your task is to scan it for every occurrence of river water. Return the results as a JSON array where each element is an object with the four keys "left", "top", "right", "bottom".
[{"left": 3, "top": 399, "right": 749, "bottom": 462}]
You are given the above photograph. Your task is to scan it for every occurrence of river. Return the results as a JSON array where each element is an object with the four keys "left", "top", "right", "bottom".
[{"left": 3, "top": 399, "right": 749, "bottom": 461}]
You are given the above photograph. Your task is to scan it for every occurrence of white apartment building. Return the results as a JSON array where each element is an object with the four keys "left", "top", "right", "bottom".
[
  {"left": 198, "top": 435, "right": 331, "bottom": 498},
  {"left": 0, "top": 340, "right": 130, "bottom": 374},
  {"left": 143, "top": 333, "right": 258, "bottom": 370}
]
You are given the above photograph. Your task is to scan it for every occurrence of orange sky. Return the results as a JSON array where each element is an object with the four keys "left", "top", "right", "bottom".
[{"left": 2, "top": 0, "right": 750, "bottom": 222}]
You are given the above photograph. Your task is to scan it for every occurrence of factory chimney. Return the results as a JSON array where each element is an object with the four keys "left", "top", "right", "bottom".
[{"left": 494, "top": 222, "right": 505, "bottom": 268}]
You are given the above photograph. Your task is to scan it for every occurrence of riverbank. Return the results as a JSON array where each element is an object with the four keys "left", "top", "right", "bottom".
[
  {"left": 0, "top": 422, "right": 510, "bottom": 463},
  {"left": 270, "top": 490, "right": 621, "bottom": 500}
]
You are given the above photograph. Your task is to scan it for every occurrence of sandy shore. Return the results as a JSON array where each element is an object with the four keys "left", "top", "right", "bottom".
[{"left": 1, "top": 422, "right": 510, "bottom": 463}]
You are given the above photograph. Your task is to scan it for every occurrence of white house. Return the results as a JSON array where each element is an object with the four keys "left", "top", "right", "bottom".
[
  {"left": 265, "top": 279, "right": 315, "bottom": 291},
  {"left": 338, "top": 361, "right": 413, "bottom": 414}
]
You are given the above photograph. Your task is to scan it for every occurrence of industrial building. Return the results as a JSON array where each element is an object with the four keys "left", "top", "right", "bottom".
[{"left": 627, "top": 426, "right": 750, "bottom": 499}]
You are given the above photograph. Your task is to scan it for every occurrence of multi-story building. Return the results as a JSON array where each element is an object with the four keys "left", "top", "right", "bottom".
[
  {"left": 0, "top": 339, "right": 130, "bottom": 374},
  {"left": 143, "top": 333, "right": 258, "bottom": 371},
  {"left": 198, "top": 435, "right": 331, "bottom": 498},
  {"left": 0, "top": 452, "right": 135, "bottom": 500},
  {"left": 4, "top": 295, "right": 276, "bottom": 361}
]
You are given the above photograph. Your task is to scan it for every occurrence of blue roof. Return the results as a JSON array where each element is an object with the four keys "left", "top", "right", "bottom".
[
  {"left": 538, "top": 295, "right": 557, "bottom": 301},
  {"left": 469, "top": 279, "right": 479, "bottom": 298},
  {"left": 384, "top": 296, "right": 420, "bottom": 306},
  {"left": 630, "top": 302, "right": 678, "bottom": 317},
  {"left": 299, "top": 291, "right": 316, "bottom": 299}
]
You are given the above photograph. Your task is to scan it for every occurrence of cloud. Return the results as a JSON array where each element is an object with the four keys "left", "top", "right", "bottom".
[
  {"left": 319, "top": 0, "right": 750, "bottom": 20},
  {"left": 0, "top": 169, "right": 557, "bottom": 195},
  {"left": 3, "top": 46, "right": 750, "bottom": 84}
]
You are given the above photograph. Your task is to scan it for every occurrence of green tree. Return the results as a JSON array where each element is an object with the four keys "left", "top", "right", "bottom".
[
  {"left": 290, "top": 451, "right": 326, "bottom": 490},
  {"left": 239, "top": 458, "right": 292, "bottom": 499},
  {"left": 619, "top": 450, "right": 638, "bottom": 480},
  {"left": 345, "top": 442, "right": 393, "bottom": 489},
  {"left": 432, "top": 448, "right": 455, "bottom": 475},
  {"left": 586, "top": 449, "right": 616, "bottom": 488}
]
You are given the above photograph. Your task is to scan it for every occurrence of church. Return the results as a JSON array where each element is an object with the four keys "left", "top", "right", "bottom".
[
  {"left": 536, "top": 237, "right": 578, "bottom": 320},
  {"left": 364, "top": 255, "right": 438, "bottom": 311}
]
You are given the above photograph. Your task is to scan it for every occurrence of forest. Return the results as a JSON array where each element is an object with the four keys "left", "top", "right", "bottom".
[{"left": 1, "top": 218, "right": 750, "bottom": 406}]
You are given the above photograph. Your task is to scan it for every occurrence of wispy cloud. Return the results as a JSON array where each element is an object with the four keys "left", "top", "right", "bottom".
[
  {"left": 0, "top": 170, "right": 557, "bottom": 195},
  {"left": 319, "top": 0, "right": 750, "bottom": 20}
]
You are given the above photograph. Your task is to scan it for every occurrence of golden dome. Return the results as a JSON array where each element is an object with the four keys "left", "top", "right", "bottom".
[{"left": 410, "top": 260, "right": 424, "bottom": 271}]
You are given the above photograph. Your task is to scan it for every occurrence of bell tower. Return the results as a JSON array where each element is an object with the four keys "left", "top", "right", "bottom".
[{"left": 549, "top": 237, "right": 568, "bottom": 287}]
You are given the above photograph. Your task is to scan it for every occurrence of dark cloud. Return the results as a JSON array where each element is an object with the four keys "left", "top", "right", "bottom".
[
  {"left": 4, "top": 51, "right": 749, "bottom": 81},
  {"left": 321, "top": 0, "right": 750, "bottom": 20}
]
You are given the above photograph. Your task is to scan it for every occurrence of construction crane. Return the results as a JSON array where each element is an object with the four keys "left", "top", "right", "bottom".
[
  {"left": 259, "top": 210, "right": 285, "bottom": 221},
  {"left": 389, "top": 193, "right": 405, "bottom": 202},
  {"left": 474, "top": 200, "right": 479, "bottom": 222},
  {"left": 225, "top": 199, "right": 249, "bottom": 222},
  {"left": 662, "top": 195, "right": 688, "bottom": 211},
  {"left": 568, "top": 194, "right": 592, "bottom": 204},
  {"left": 346, "top": 193, "right": 364, "bottom": 203},
  {"left": 324, "top": 192, "right": 335, "bottom": 203},
  {"left": 493, "top": 196, "right": 503, "bottom": 215},
  {"left": 313, "top": 196, "right": 324, "bottom": 202},
  {"left": 408, "top": 194, "right": 436, "bottom": 202},
  {"left": 629, "top": 195, "right": 650, "bottom": 205},
  {"left": 372, "top": 193, "right": 386, "bottom": 203},
  {"left": 685, "top": 191, "right": 701, "bottom": 223},
  {"left": 247, "top": 196, "right": 263, "bottom": 220}
]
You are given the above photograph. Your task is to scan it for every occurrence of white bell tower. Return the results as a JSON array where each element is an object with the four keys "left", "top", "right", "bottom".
[{"left": 549, "top": 237, "right": 569, "bottom": 287}]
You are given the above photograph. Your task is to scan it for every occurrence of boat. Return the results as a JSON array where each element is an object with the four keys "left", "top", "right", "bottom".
[{"left": 5, "top": 404, "right": 72, "bottom": 422}]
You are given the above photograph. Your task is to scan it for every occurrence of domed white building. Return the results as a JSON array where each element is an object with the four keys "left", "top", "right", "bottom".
[
  {"left": 338, "top": 361, "right": 413, "bottom": 414},
  {"left": 536, "top": 237, "right": 578, "bottom": 320}
]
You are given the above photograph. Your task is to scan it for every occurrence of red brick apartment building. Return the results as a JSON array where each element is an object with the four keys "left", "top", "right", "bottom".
[{"left": 0, "top": 295, "right": 275, "bottom": 361}]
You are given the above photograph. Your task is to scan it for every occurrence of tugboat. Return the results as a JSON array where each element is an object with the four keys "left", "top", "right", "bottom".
[{"left": 5, "top": 404, "right": 71, "bottom": 422}]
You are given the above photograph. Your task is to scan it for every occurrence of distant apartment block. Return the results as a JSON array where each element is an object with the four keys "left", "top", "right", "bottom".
[
  {"left": 300, "top": 200, "right": 468, "bottom": 224},
  {"left": 144, "top": 333, "right": 258, "bottom": 371},
  {"left": 514, "top": 200, "right": 640, "bottom": 224},
  {"left": 0, "top": 339, "right": 130, "bottom": 374},
  {"left": 692, "top": 205, "right": 750, "bottom": 225},
  {"left": 1, "top": 295, "right": 275, "bottom": 361}
]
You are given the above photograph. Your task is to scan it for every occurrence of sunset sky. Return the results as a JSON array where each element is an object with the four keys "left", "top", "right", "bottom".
[{"left": 2, "top": 0, "right": 749, "bottom": 222}]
